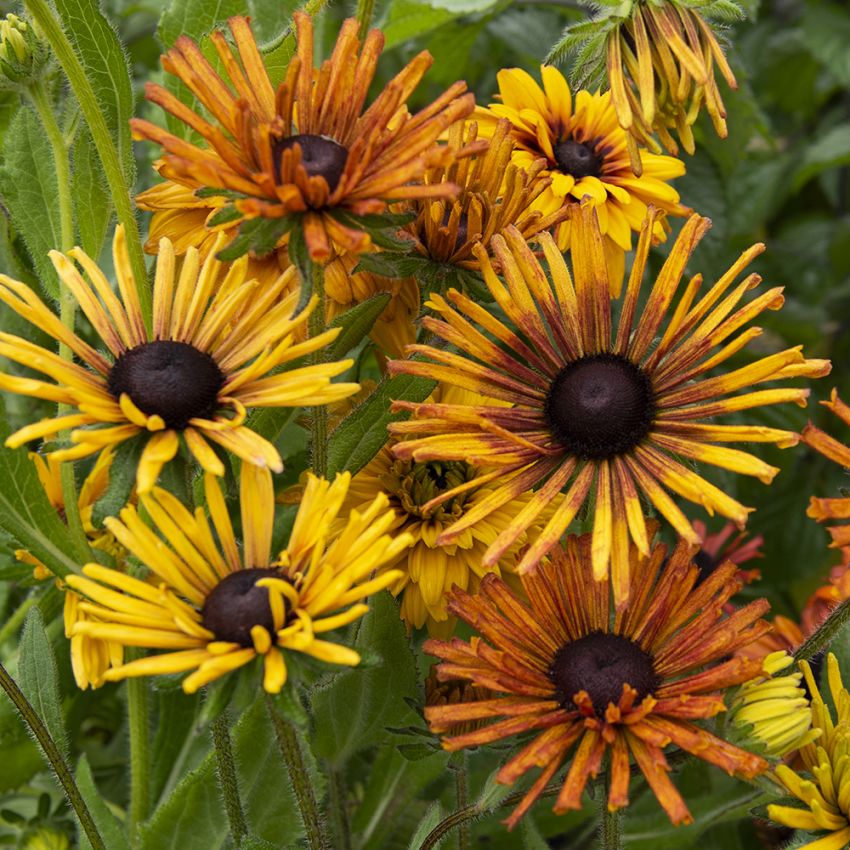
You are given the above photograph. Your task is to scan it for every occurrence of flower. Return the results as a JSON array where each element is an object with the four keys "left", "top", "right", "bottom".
[
  {"left": 131, "top": 13, "right": 474, "bottom": 261},
  {"left": 64, "top": 465, "right": 411, "bottom": 693},
  {"left": 63, "top": 587, "right": 124, "bottom": 689},
  {"left": 342, "top": 385, "right": 545, "bottom": 635},
  {"left": 406, "top": 118, "right": 568, "bottom": 270},
  {"left": 729, "top": 651, "right": 817, "bottom": 758},
  {"left": 691, "top": 519, "right": 763, "bottom": 586},
  {"left": 388, "top": 205, "right": 829, "bottom": 605},
  {"left": 475, "top": 65, "right": 688, "bottom": 292},
  {"left": 768, "top": 654, "right": 850, "bottom": 849},
  {"left": 425, "top": 530, "right": 771, "bottom": 827},
  {"left": 0, "top": 227, "right": 358, "bottom": 492}
]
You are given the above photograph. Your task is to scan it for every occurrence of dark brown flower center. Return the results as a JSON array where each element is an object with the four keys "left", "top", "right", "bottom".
[
  {"left": 550, "top": 631, "right": 659, "bottom": 715},
  {"left": 201, "top": 568, "right": 282, "bottom": 647},
  {"left": 272, "top": 133, "right": 348, "bottom": 192},
  {"left": 553, "top": 139, "right": 602, "bottom": 179},
  {"left": 693, "top": 548, "right": 718, "bottom": 585},
  {"left": 544, "top": 353, "right": 655, "bottom": 459},
  {"left": 107, "top": 340, "right": 224, "bottom": 430}
]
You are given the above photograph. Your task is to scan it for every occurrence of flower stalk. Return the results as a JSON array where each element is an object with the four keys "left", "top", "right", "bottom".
[
  {"left": 0, "top": 660, "right": 107, "bottom": 850},
  {"left": 212, "top": 711, "right": 247, "bottom": 848},
  {"left": 794, "top": 596, "right": 850, "bottom": 663},
  {"left": 600, "top": 794, "right": 622, "bottom": 850}
]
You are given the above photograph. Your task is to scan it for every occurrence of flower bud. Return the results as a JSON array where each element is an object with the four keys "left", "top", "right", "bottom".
[{"left": 0, "top": 14, "right": 50, "bottom": 88}]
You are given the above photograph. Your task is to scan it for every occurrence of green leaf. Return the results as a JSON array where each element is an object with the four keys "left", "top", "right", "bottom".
[
  {"left": 52, "top": 0, "right": 136, "bottom": 184},
  {"left": 520, "top": 817, "right": 551, "bottom": 850},
  {"left": 150, "top": 690, "right": 200, "bottom": 804},
  {"left": 217, "top": 216, "right": 296, "bottom": 262},
  {"left": 75, "top": 755, "right": 130, "bottom": 850},
  {"left": 91, "top": 436, "right": 144, "bottom": 528},
  {"left": 406, "top": 801, "right": 443, "bottom": 850},
  {"left": 72, "top": 125, "right": 112, "bottom": 260},
  {"left": 140, "top": 698, "right": 308, "bottom": 850},
  {"left": 311, "top": 592, "right": 419, "bottom": 765},
  {"left": 802, "top": 1, "right": 850, "bottom": 90},
  {"left": 158, "top": 0, "right": 248, "bottom": 47},
  {"left": 379, "top": 0, "right": 456, "bottom": 49},
  {"left": 326, "top": 374, "right": 436, "bottom": 477},
  {"left": 0, "top": 399, "right": 86, "bottom": 577},
  {"left": 792, "top": 123, "right": 850, "bottom": 190},
  {"left": 0, "top": 108, "right": 63, "bottom": 297},
  {"left": 328, "top": 294, "right": 392, "bottom": 359},
  {"left": 19, "top": 608, "right": 67, "bottom": 761}
]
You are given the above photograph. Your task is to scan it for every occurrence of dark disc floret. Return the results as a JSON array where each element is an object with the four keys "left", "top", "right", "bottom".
[
  {"left": 201, "top": 568, "right": 283, "bottom": 647},
  {"left": 544, "top": 353, "right": 656, "bottom": 459},
  {"left": 693, "top": 548, "right": 718, "bottom": 585},
  {"left": 553, "top": 139, "right": 602, "bottom": 179},
  {"left": 108, "top": 340, "right": 224, "bottom": 430},
  {"left": 272, "top": 133, "right": 348, "bottom": 192},
  {"left": 549, "top": 631, "right": 660, "bottom": 715}
]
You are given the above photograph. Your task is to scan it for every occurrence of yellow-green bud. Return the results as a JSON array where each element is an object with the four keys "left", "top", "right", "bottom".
[
  {"left": 21, "top": 828, "right": 71, "bottom": 850},
  {"left": 0, "top": 13, "right": 50, "bottom": 88}
]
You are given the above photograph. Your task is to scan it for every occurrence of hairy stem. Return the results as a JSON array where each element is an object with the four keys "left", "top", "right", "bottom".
[
  {"left": 454, "top": 753, "right": 470, "bottom": 850},
  {"left": 0, "top": 661, "right": 106, "bottom": 850},
  {"left": 599, "top": 796, "right": 622, "bottom": 850},
  {"left": 212, "top": 711, "right": 247, "bottom": 848},
  {"left": 127, "top": 653, "right": 151, "bottom": 837},
  {"left": 267, "top": 696, "right": 330, "bottom": 850},
  {"left": 795, "top": 596, "right": 850, "bottom": 663},
  {"left": 26, "top": 79, "right": 91, "bottom": 566},
  {"left": 24, "top": 0, "right": 151, "bottom": 332},
  {"left": 326, "top": 762, "right": 352, "bottom": 850},
  {"left": 355, "top": 0, "right": 376, "bottom": 40},
  {"left": 308, "top": 260, "right": 329, "bottom": 478}
]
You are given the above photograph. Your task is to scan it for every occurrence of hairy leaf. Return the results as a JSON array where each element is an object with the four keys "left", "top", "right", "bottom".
[{"left": 76, "top": 755, "right": 130, "bottom": 850}]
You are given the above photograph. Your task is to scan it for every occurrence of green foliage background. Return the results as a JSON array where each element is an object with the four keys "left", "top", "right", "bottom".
[{"left": 0, "top": 0, "right": 848, "bottom": 847}]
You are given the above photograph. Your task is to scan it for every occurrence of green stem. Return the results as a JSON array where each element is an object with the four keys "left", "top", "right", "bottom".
[
  {"left": 0, "top": 661, "right": 107, "bottom": 850},
  {"left": 308, "top": 260, "right": 329, "bottom": 478},
  {"left": 24, "top": 0, "right": 151, "bottom": 333},
  {"left": 453, "top": 753, "right": 469, "bottom": 850},
  {"left": 266, "top": 696, "right": 330, "bottom": 850},
  {"left": 259, "top": 0, "right": 333, "bottom": 55},
  {"left": 211, "top": 711, "right": 247, "bottom": 848},
  {"left": 599, "top": 795, "right": 621, "bottom": 850},
  {"left": 326, "top": 763, "right": 352, "bottom": 850},
  {"left": 795, "top": 596, "right": 850, "bottom": 663},
  {"left": 127, "top": 653, "right": 151, "bottom": 838},
  {"left": 26, "top": 79, "right": 91, "bottom": 566},
  {"left": 355, "top": 0, "right": 376, "bottom": 40}
]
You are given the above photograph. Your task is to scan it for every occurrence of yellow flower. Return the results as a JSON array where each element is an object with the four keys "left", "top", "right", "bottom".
[
  {"left": 0, "top": 226, "right": 358, "bottom": 492},
  {"left": 131, "top": 13, "right": 474, "bottom": 261},
  {"left": 730, "top": 651, "right": 817, "bottom": 757},
  {"left": 769, "top": 654, "right": 850, "bottom": 849},
  {"left": 407, "top": 118, "right": 568, "bottom": 270},
  {"left": 342, "top": 385, "right": 545, "bottom": 635},
  {"left": 389, "top": 204, "right": 829, "bottom": 607},
  {"left": 64, "top": 465, "right": 411, "bottom": 693},
  {"left": 476, "top": 65, "right": 688, "bottom": 293}
]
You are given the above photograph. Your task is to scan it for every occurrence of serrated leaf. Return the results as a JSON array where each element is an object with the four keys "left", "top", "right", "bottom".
[
  {"left": 158, "top": 0, "right": 248, "bottom": 47},
  {"left": 19, "top": 608, "right": 67, "bottom": 762},
  {"left": 311, "top": 592, "right": 419, "bottom": 765},
  {"left": 140, "top": 697, "right": 310, "bottom": 850},
  {"left": 91, "top": 437, "right": 143, "bottom": 528},
  {"left": 328, "top": 294, "right": 391, "bottom": 358},
  {"left": 0, "top": 399, "right": 86, "bottom": 577},
  {"left": 75, "top": 755, "right": 130, "bottom": 850},
  {"left": 0, "top": 108, "right": 63, "bottom": 298},
  {"left": 72, "top": 125, "right": 112, "bottom": 260},
  {"left": 53, "top": 0, "right": 136, "bottom": 184},
  {"left": 327, "top": 373, "right": 436, "bottom": 477},
  {"left": 406, "top": 801, "right": 443, "bottom": 850}
]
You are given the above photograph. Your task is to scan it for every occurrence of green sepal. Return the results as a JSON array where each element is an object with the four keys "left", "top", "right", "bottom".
[
  {"left": 217, "top": 215, "right": 296, "bottom": 261},
  {"left": 206, "top": 204, "right": 243, "bottom": 228},
  {"left": 327, "top": 293, "right": 392, "bottom": 358},
  {"left": 331, "top": 208, "right": 417, "bottom": 251},
  {"left": 90, "top": 435, "right": 144, "bottom": 529},
  {"left": 194, "top": 186, "right": 248, "bottom": 200}
]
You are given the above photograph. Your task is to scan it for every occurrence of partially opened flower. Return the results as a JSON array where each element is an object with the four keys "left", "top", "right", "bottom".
[
  {"left": 407, "top": 119, "right": 568, "bottom": 270},
  {"left": 425, "top": 531, "right": 770, "bottom": 827},
  {"left": 389, "top": 205, "right": 829, "bottom": 605},
  {"left": 64, "top": 466, "right": 410, "bottom": 693},
  {"left": 475, "top": 65, "right": 688, "bottom": 292},
  {"left": 769, "top": 654, "right": 850, "bottom": 849},
  {"left": 342, "top": 385, "right": 546, "bottom": 635},
  {"left": 131, "top": 13, "right": 474, "bottom": 261},
  {"left": 0, "top": 227, "right": 358, "bottom": 492}
]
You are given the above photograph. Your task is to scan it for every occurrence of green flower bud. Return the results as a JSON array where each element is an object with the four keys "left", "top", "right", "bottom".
[
  {"left": 0, "top": 13, "right": 50, "bottom": 88},
  {"left": 21, "top": 828, "right": 71, "bottom": 850}
]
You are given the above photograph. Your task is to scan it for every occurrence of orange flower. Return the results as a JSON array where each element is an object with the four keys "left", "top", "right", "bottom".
[
  {"left": 425, "top": 529, "right": 770, "bottom": 827},
  {"left": 131, "top": 14, "right": 474, "bottom": 262}
]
